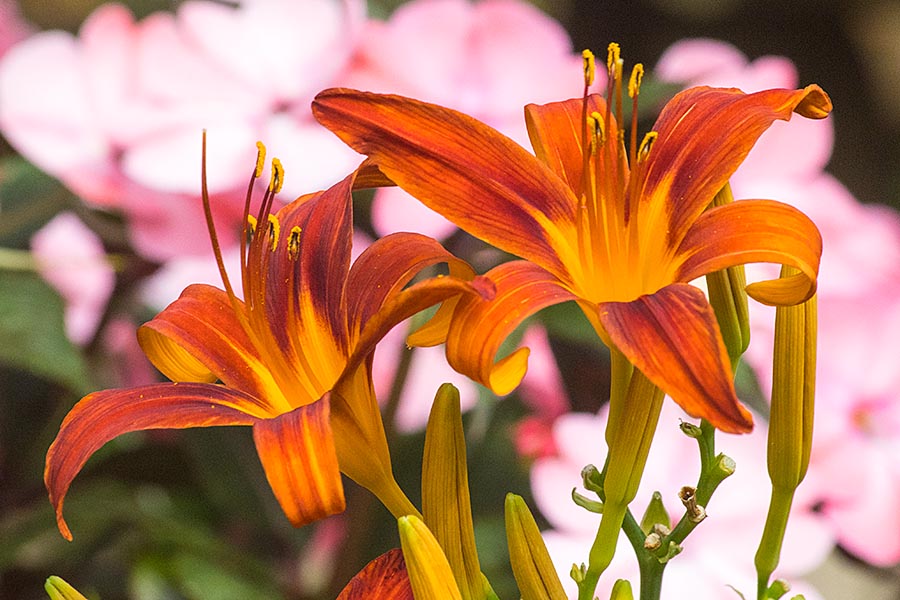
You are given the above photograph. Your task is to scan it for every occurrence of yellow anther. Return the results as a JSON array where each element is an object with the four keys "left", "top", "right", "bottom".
[
  {"left": 638, "top": 131, "right": 658, "bottom": 159},
  {"left": 589, "top": 111, "right": 606, "bottom": 146},
  {"left": 288, "top": 226, "right": 302, "bottom": 260},
  {"left": 269, "top": 158, "right": 284, "bottom": 194},
  {"left": 628, "top": 63, "right": 644, "bottom": 99},
  {"left": 267, "top": 214, "right": 280, "bottom": 251},
  {"left": 247, "top": 214, "right": 258, "bottom": 233},
  {"left": 606, "top": 42, "right": 620, "bottom": 72},
  {"left": 255, "top": 141, "right": 266, "bottom": 179},
  {"left": 582, "top": 49, "right": 595, "bottom": 87}
]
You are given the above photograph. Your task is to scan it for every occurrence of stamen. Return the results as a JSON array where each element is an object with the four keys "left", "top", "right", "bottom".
[
  {"left": 288, "top": 226, "right": 302, "bottom": 260},
  {"left": 589, "top": 111, "right": 606, "bottom": 148},
  {"left": 628, "top": 64, "right": 644, "bottom": 99},
  {"left": 606, "top": 43, "right": 620, "bottom": 74},
  {"left": 247, "top": 214, "right": 258, "bottom": 238},
  {"left": 200, "top": 130, "right": 238, "bottom": 301},
  {"left": 267, "top": 214, "right": 280, "bottom": 252},
  {"left": 255, "top": 141, "right": 266, "bottom": 179},
  {"left": 582, "top": 49, "right": 595, "bottom": 88},
  {"left": 638, "top": 132, "right": 658, "bottom": 160},
  {"left": 269, "top": 158, "right": 284, "bottom": 194}
]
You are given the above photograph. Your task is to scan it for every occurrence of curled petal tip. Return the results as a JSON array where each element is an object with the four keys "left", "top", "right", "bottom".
[
  {"left": 471, "top": 275, "right": 497, "bottom": 300},
  {"left": 795, "top": 85, "right": 832, "bottom": 119}
]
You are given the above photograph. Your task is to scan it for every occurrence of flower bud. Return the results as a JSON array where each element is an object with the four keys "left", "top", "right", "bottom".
[
  {"left": 44, "top": 577, "right": 87, "bottom": 600},
  {"left": 705, "top": 183, "right": 751, "bottom": 369},
  {"left": 505, "top": 494, "right": 567, "bottom": 600},
  {"left": 422, "top": 383, "right": 485, "bottom": 599},
  {"left": 399, "top": 515, "right": 463, "bottom": 600}
]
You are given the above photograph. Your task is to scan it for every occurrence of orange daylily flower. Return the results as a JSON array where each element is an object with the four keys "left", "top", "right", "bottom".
[
  {"left": 45, "top": 137, "right": 492, "bottom": 540},
  {"left": 312, "top": 45, "right": 831, "bottom": 434}
]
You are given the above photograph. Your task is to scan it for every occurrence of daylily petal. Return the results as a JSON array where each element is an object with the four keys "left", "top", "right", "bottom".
[
  {"left": 269, "top": 173, "right": 353, "bottom": 353},
  {"left": 640, "top": 85, "right": 832, "bottom": 246},
  {"left": 337, "top": 548, "right": 414, "bottom": 600},
  {"left": 252, "top": 397, "right": 345, "bottom": 528},
  {"left": 345, "top": 231, "right": 475, "bottom": 344},
  {"left": 445, "top": 261, "right": 577, "bottom": 396},
  {"left": 676, "top": 199, "right": 821, "bottom": 305},
  {"left": 313, "top": 88, "right": 579, "bottom": 283},
  {"left": 524, "top": 94, "right": 609, "bottom": 198},
  {"left": 45, "top": 382, "right": 263, "bottom": 540},
  {"left": 138, "top": 284, "right": 286, "bottom": 411},
  {"left": 597, "top": 283, "right": 753, "bottom": 433}
]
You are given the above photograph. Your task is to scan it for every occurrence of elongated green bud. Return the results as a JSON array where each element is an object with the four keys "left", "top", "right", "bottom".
[
  {"left": 756, "top": 266, "right": 817, "bottom": 596},
  {"left": 705, "top": 182, "right": 751, "bottom": 369},
  {"left": 44, "top": 577, "right": 87, "bottom": 600},
  {"left": 399, "top": 515, "right": 463, "bottom": 600},
  {"left": 505, "top": 494, "right": 567, "bottom": 600},
  {"left": 767, "top": 267, "right": 816, "bottom": 489},
  {"left": 582, "top": 367, "right": 665, "bottom": 598},
  {"left": 422, "top": 383, "right": 485, "bottom": 600}
]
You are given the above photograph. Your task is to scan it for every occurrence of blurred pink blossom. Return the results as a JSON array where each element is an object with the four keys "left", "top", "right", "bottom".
[
  {"left": 659, "top": 38, "right": 900, "bottom": 566},
  {"left": 531, "top": 403, "right": 832, "bottom": 599},
  {"left": 0, "top": 0, "right": 32, "bottom": 58},
  {"left": 344, "top": 0, "right": 588, "bottom": 239},
  {"left": 0, "top": 1, "right": 364, "bottom": 262},
  {"left": 30, "top": 212, "right": 115, "bottom": 345}
]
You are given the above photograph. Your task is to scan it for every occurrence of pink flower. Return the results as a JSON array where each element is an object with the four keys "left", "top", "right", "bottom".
[
  {"left": 343, "top": 0, "right": 587, "bottom": 239},
  {"left": 531, "top": 402, "right": 833, "bottom": 599},
  {"left": 30, "top": 212, "right": 115, "bottom": 346},
  {"left": 660, "top": 38, "right": 900, "bottom": 566},
  {"left": 0, "top": 1, "right": 364, "bottom": 262},
  {"left": 0, "top": 0, "right": 32, "bottom": 58}
]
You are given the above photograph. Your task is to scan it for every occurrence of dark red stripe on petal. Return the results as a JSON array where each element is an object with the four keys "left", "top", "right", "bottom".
[
  {"left": 45, "top": 383, "right": 262, "bottom": 540},
  {"left": 337, "top": 548, "right": 413, "bottom": 600},
  {"left": 598, "top": 284, "right": 753, "bottom": 433},
  {"left": 252, "top": 396, "right": 345, "bottom": 528}
]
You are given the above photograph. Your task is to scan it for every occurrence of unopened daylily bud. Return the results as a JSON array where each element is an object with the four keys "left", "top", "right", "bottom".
[
  {"left": 44, "top": 577, "right": 87, "bottom": 600},
  {"left": 767, "top": 266, "right": 816, "bottom": 489},
  {"left": 756, "top": 266, "right": 817, "bottom": 596},
  {"left": 399, "top": 516, "right": 463, "bottom": 600},
  {"left": 583, "top": 368, "right": 664, "bottom": 592},
  {"left": 505, "top": 494, "right": 567, "bottom": 600},
  {"left": 639, "top": 491, "right": 670, "bottom": 534},
  {"left": 705, "top": 183, "right": 751, "bottom": 369},
  {"left": 422, "top": 383, "right": 485, "bottom": 600},
  {"left": 610, "top": 579, "right": 635, "bottom": 600}
]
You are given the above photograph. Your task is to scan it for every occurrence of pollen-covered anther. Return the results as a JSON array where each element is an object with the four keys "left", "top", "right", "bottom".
[
  {"left": 288, "top": 226, "right": 302, "bottom": 260},
  {"left": 628, "top": 63, "right": 644, "bottom": 99},
  {"left": 246, "top": 214, "right": 258, "bottom": 243},
  {"left": 269, "top": 157, "right": 284, "bottom": 193},
  {"left": 267, "top": 214, "right": 280, "bottom": 251},
  {"left": 606, "top": 42, "right": 620, "bottom": 72},
  {"left": 588, "top": 111, "right": 606, "bottom": 148},
  {"left": 638, "top": 131, "right": 658, "bottom": 160},
  {"left": 255, "top": 141, "right": 266, "bottom": 179},
  {"left": 582, "top": 49, "right": 595, "bottom": 87}
]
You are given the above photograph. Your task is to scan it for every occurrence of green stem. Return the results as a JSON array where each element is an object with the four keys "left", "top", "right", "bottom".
[
  {"left": 755, "top": 486, "right": 795, "bottom": 600},
  {"left": 621, "top": 509, "right": 665, "bottom": 600}
]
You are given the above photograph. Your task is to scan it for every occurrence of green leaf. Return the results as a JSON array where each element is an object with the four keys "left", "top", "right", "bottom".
[{"left": 0, "top": 271, "right": 91, "bottom": 392}]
